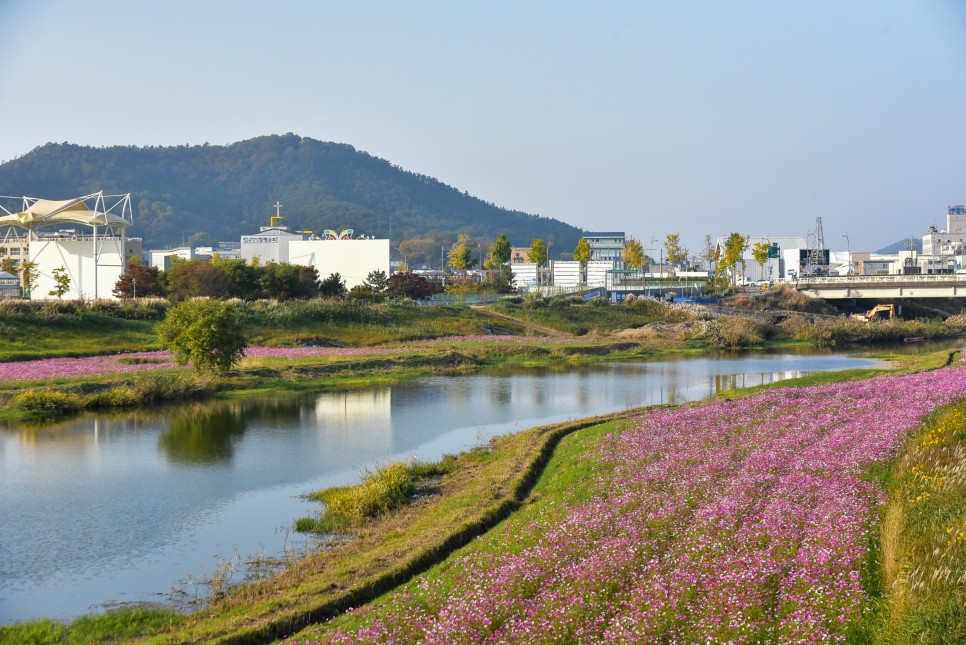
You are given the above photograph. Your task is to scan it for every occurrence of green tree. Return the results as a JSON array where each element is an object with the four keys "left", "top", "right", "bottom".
[
  {"left": 48, "top": 266, "right": 71, "bottom": 299},
  {"left": 319, "top": 272, "right": 347, "bottom": 299},
  {"left": 157, "top": 299, "right": 247, "bottom": 374},
  {"left": 489, "top": 233, "right": 511, "bottom": 266},
  {"left": 528, "top": 239, "right": 548, "bottom": 267},
  {"left": 448, "top": 233, "right": 476, "bottom": 274},
  {"left": 622, "top": 237, "right": 645, "bottom": 270},
  {"left": 19, "top": 260, "right": 38, "bottom": 296},
  {"left": 213, "top": 257, "right": 261, "bottom": 299},
  {"left": 0, "top": 257, "right": 16, "bottom": 275},
  {"left": 573, "top": 238, "right": 591, "bottom": 264},
  {"left": 365, "top": 269, "right": 389, "bottom": 294},
  {"left": 664, "top": 234, "right": 687, "bottom": 276},
  {"left": 700, "top": 234, "right": 718, "bottom": 275},
  {"left": 752, "top": 240, "right": 771, "bottom": 278},
  {"left": 721, "top": 232, "right": 749, "bottom": 288},
  {"left": 259, "top": 262, "right": 319, "bottom": 300}
]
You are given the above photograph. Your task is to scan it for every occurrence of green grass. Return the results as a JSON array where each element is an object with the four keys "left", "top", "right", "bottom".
[
  {"left": 487, "top": 298, "right": 686, "bottom": 335},
  {"left": 0, "top": 607, "right": 184, "bottom": 645},
  {"left": 242, "top": 302, "right": 531, "bottom": 346},
  {"left": 859, "top": 399, "right": 966, "bottom": 643},
  {"left": 0, "top": 315, "right": 159, "bottom": 362}
]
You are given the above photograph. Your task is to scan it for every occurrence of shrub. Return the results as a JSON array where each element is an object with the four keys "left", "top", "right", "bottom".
[
  {"left": 522, "top": 293, "right": 547, "bottom": 308},
  {"left": 718, "top": 316, "right": 768, "bottom": 348},
  {"left": 157, "top": 299, "right": 247, "bottom": 374},
  {"left": 14, "top": 388, "right": 83, "bottom": 414},
  {"left": 683, "top": 315, "right": 769, "bottom": 349}
]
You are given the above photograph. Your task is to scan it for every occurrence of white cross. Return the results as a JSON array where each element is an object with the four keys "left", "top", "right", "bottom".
[{"left": 274, "top": 201, "right": 283, "bottom": 218}]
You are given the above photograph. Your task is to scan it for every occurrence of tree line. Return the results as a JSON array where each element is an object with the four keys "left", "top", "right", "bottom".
[{"left": 113, "top": 257, "right": 438, "bottom": 302}]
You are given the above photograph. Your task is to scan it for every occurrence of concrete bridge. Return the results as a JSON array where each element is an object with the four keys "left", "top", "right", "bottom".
[{"left": 795, "top": 274, "right": 966, "bottom": 299}]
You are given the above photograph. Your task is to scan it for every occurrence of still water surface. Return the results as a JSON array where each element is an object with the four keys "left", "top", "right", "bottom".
[{"left": 0, "top": 351, "right": 885, "bottom": 623}]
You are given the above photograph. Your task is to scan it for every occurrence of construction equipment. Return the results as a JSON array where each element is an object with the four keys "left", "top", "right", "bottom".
[{"left": 851, "top": 303, "right": 895, "bottom": 322}]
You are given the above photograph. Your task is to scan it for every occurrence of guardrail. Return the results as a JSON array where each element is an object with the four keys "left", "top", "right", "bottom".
[{"left": 796, "top": 274, "right": 966, "bottom": 286}]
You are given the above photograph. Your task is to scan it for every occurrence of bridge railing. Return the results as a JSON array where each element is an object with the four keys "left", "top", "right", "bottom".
[{"left": 797, "top": 274, "right": 966, "bottom": 287}]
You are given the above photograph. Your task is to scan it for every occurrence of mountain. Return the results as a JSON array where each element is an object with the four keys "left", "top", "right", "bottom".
[
  {"left": 876, "top": 238, "right": 922, "bottom": 254},
  {"left": 0, "top": 134, "right": 583, "bottom": 265}
]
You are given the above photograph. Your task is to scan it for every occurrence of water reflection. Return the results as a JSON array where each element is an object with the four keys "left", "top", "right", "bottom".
[{"left": 159, "top": 406, "right": 247, "bottom": 464}]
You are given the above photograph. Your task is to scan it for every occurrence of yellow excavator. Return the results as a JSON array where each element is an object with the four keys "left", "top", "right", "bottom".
[{"left": 851, "top": 304, "right": 895, "bottom": 322}]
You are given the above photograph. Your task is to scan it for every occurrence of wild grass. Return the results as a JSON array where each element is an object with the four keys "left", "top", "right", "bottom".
[
  {"left": 12, "top": 373, "right": 215, "bottom": 420},
  {"left": 489, "top": 297, "right": 689, "bottom": 335},
  {"left": 0, "top": 607, "right": 184, "bottom": 645},
  {"left": 297, "top": 456, "right": 461, "bottom": 533},
  {"left": 866, "top": 399, "right": 966, "bottom": 643}
]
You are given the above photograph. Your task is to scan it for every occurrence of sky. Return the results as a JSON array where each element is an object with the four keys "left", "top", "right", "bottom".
[{"left": 1, "top": 0, "right": 964, "bottom": 254}]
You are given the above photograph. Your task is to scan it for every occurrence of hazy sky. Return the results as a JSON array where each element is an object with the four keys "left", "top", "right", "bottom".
[{"left": 1, "top": 0, "right": 964, "bottom": 253}]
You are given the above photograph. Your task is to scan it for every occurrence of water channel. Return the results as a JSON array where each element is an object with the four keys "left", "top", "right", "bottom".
[{"left": 0, "top": 348, "right": 919, "bottom": 624}]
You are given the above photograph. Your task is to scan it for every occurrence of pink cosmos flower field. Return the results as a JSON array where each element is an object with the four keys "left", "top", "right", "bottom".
[
  {"left": 0, "top": 346, "right": 392, "bottom": 382},
  {"left": 288, "top": 362, "right": 966, "bottom": 643},
  {"left": 0, "top": 335, "right": 578, "bottom": 382}
]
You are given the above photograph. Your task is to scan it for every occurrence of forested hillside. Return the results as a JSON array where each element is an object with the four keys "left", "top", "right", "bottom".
[{"left": 0, "top": 134, "right": 583, "bottom": 266}]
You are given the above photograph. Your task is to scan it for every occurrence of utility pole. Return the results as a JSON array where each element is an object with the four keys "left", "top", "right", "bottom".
[{"left": 843, "top": 231, "right": 852, "bottom": 275}]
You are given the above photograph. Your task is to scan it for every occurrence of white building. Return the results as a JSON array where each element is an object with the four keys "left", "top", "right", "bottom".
[
  {"left": 30, "top": 233, "right": 130, "bottom": 300},
  {"left": 0, "top": 193, "right": 134, "bottom": 300},
  {"left": 149, "top": 246, "right": 196, "bottom": 270},
  {"left": 922, "top": 205, "right": 966, "bottom": 255},
  {"left": 240, "top": 226, "right": 306, "bottom": 264},
  {"left": 289, "top": 238, "right": 390, "bottom": 288},
  {"left": 511, "top": 263, "right": 538, "bottom": 289}
]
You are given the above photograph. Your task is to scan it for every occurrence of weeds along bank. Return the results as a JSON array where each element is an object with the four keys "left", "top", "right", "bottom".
[{"left": 287, "top": 356, "right": 966, "bottom": 644}]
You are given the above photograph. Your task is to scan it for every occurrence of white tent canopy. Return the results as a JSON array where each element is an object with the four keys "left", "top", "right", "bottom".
[{"left": 0, "top": 192, "right": 133, "bottom": 230}]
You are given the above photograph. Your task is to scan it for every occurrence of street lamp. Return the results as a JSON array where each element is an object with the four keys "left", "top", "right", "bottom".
[
  {"left": 805, "top": 231, "right": 814, "bottom": 276},
  {"left": 842, "top": 232, "right": 852, "bottom": 276}
]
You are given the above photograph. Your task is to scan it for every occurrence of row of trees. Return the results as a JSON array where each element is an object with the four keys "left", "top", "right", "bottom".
[{"left": 113, "top": 256, "right": 438, "bottom": 302}]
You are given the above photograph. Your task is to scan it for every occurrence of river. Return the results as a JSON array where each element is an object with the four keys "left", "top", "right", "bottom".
[{"left": 0, "top": 349, "right": 899, "bottom": 623}]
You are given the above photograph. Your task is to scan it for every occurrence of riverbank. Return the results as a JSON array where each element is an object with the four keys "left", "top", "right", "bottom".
[
  {"left": 284, "top": 347, "right": 966, "bottom": 644},
  {"left": 1, "top": 348, "right": 955, "bottom": 644}
]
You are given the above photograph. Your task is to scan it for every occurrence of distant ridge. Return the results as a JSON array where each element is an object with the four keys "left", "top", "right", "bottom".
[
  {"left": 0, "top": 134, "right": 583, "bottom": 264},
  {"left": 876, "top": 238, "right": 922, "bottom": 254}
]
